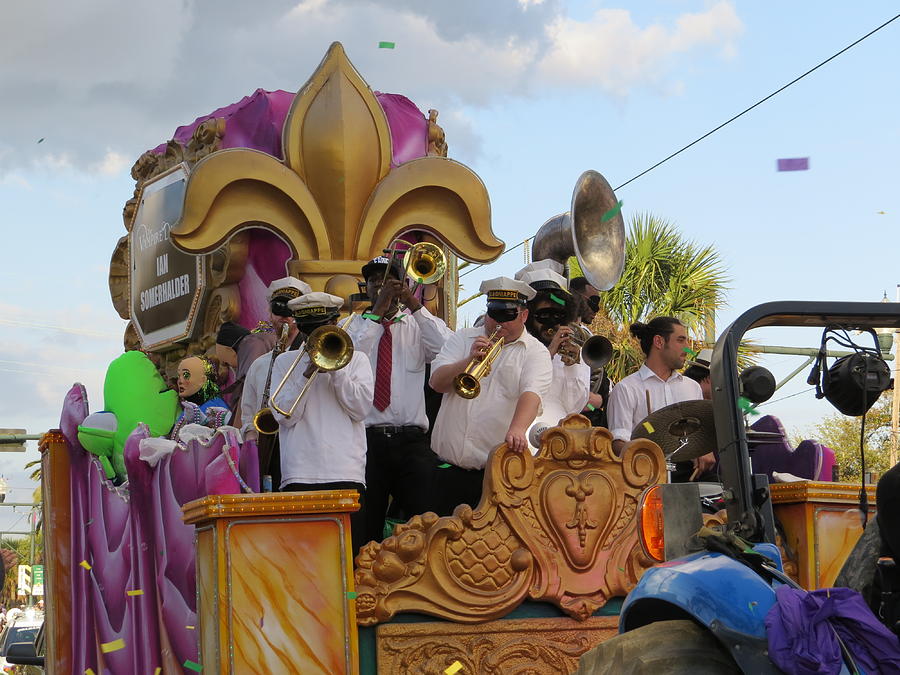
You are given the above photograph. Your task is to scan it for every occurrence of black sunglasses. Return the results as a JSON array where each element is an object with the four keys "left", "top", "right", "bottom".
[
  {"left": 532, "top": 308, "right": 566, "bottom": 326},
  {"left": 270, "top": 297, "right": 293, "bottom": 318},
  {"left": 587, "top": 295, "right": 601, "bottom": 311}
]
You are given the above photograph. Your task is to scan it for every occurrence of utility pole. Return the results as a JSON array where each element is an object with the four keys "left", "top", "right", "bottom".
[{"left": 892, "top": 285, "right": 900, "bottom": 467}]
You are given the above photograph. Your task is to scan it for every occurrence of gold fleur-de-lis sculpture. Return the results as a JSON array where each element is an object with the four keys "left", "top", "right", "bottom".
[{"left": 170, "top": 42, "right": 504, "bottom": 298}]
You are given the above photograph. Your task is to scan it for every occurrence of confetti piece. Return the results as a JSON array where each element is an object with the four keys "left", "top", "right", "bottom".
[
  {"left": 80, "top": 560, "right": 92, "bottom": 570},
  {"left": 738, "top": 397, "right": 760, "bottom": 416},
  {"left": 184, "top": 660, "right": 203, "bottom": 672},
  {"left": 86, "top": 669, "right": 96, "bottom": 675},
  {"left": 777, "top": 157, "right": 809, "bottom": 172},
  {"left": 445, "top": 662, "right": 463, "bottom": 675},
  {"left": 683, "top": 347, "right": 698, "bottom": 358},
  {"left": 127, "top": 589, "right": 143, "bottom": 596},
  {"left": 347, "top": 591, "right": 357, "bottom": 599},
  {"left": 438, "top": 463, "right": 451, "bottom": 469},
  {"left": 642, "top": 421, "right": 654, "bottom": 434},
  {"left": 186, "top": 625, "right": 195, "bottom": 630},
  {"left": 86, "top": 519, "right": 93, "bottom": 525},
  {"left": 37, "top": 138, "right": 45, "bottom": 144},
  {"left": 378, "top": 41, "right": 396, "bottom": 49},
  {"left": 155, "top": 669, "right": 161, "bottom": 675},
  {"left": 600, "top": 200, "right": 623, "bottom": 222},
  {"left": 586, "top": 404, "right": 596, "bottom": 412},
  {"left": 748, "top": 601, "right": 758, "bottom": 611},
  {"left": 101, "top": 638, "right": 125, "bottom": 653},
  {"left": 617, "top": 567, "right": 625, "bottom": 572}
]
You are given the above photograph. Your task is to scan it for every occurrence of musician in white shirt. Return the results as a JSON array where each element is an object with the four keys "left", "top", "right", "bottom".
[
  {"left": 429, "top": 277, "right": 553, "bottom": 515},
  {"left": 515, "top": 261, "right": 590, "bottom": 450},
  {"left": 347, "top": 256, "right": 452, "bottom": 544},
  {"left": 238, "top": 276, "right": 312, "bottom": 437},
  {"left": 607, "top": 317, "right": 714, "bottom": 476},
  {"left": 270, "top": 292, "right": 374, "bottom": 555}
]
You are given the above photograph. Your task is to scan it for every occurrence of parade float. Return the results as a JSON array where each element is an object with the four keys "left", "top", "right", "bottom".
[{"left": 35, "top": 42, "right": 884, "bottom": 674}]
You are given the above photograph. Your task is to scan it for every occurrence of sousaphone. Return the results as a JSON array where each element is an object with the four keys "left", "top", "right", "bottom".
[{"left": 531, "top": 170, "right": 626, "bottom": 291}]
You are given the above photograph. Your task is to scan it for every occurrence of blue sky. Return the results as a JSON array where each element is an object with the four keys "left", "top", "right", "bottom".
[{"left": 0, "top": 1, "right": 898, "bottom": 521}]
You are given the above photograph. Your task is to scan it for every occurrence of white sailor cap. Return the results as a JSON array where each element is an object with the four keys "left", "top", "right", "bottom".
[
  {"left": 267, "top": 277, "right": 312, "bottom": 301},
  {"left": 514, "top": 259, "right": 565, "bottom": 280},
  {"left": 685, "top": 348, "right": 713, "bottom": 370},
  {"left": 287, "top": 291, "right": 344, "bottom": 323},
  {"left": 479, "top": 276, "right": 536, "bottom": 306},
  {"left": 515, "top": 261, "right": 570, "bottom": 294}
]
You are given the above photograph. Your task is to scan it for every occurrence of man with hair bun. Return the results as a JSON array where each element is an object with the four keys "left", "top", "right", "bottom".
[{"left": 607, "top": 317, "right": 715, "bottom": 477}]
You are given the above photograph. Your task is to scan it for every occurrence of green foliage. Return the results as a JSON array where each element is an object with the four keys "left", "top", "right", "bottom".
[
  {"left": 595, "top": 212, "right": 729, "bottom": 382},
  {"left": 803, "top": 392, "right": 894, "bottom": 483}
]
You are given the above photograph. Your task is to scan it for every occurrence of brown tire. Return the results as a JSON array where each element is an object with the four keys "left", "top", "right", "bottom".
[{"left": 572, "top": 620, "right": 741, "bottom": 674}]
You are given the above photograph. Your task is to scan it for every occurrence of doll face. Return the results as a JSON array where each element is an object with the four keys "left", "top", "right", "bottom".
[{"left": 176, "top": 357, "right": 207, "bottom": 398}]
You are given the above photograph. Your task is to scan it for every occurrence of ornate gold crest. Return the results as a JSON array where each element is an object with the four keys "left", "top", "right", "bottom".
[{"left": 354, "top": 415, "right": 666, "bottom": 625}]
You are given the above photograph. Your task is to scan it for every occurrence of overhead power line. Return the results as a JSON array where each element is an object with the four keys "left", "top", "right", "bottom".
[{"left": 613, "top": 13, "right": 900, "bottom": 191}]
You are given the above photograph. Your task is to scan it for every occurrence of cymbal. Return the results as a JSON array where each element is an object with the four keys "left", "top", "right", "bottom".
[{"left": 631, "top": 400, "right": 716, "bottom": 462}]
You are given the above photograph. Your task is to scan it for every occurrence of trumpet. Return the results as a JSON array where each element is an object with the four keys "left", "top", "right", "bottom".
[
  {"left": 269, "top": 314, "right": 357, "bottom": 418},
  {"left": 453, "top": 327, "right": 504, "bottom": 399},
  {"left": 252, "top": 323, "right": 291, "bottom": 436},
  {"left": 551, "top": 324, "right": 613, "bottom": 369}
]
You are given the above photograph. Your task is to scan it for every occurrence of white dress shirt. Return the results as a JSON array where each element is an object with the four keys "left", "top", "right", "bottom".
[
  {"left": 607, "top": 363, "right": 703, "bottom": 442},
  {"left": 347, "top": 307, "right": 451, "bottom": 430},
  {"left": 239, "top": 350, "right": 277, "bottom": 434},
  {"left": 527, "top": 354, "right": 591, "bottom": 452},
  {"left": 430, "top": 327, "right": 553, "bottom": 470},
  {"left": 270, "top": 349, "right": 374, "bottom": 488}
]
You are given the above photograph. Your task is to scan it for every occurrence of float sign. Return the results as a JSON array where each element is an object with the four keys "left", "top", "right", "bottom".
[{"left": 129, "top": 164, "right": 206, "bottom": 349}]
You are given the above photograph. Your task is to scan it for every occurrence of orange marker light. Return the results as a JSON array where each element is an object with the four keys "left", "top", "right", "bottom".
[{"left": 639, "top": 485, "right": 665, "bottom": 561}]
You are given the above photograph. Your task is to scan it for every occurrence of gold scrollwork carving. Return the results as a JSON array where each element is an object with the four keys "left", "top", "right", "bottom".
[{"left": 355, "top": 415, "right": 664, "bottom": 625}]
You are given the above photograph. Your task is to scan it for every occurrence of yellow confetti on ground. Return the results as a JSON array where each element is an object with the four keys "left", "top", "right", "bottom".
[
  {"left": 79, "top": 560, "right": 92, "bottom": 570},
  {"left": 127, "top": 589, "right": 143, "bottom": 596},
  {"left": 445, "top": 662, "right": 463, "bottom": 675},
  {"left": 100, "top": 638, "right": 125, "bottom": 653},
  {"left": 186, "top": 625, "right": 195, "bottom": 630},
  {"left": 642, "top": 422, "right": 654, "bottom": 433}
]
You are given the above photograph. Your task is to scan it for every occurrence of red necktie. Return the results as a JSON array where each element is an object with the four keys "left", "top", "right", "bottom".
[{"left": 373, "top": 319, "right": 393, "bottom": 411}]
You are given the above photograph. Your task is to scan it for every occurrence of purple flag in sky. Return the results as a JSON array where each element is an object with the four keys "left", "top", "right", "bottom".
[{"left": 777, "top": 157, "right": 809, "bottom": 171}]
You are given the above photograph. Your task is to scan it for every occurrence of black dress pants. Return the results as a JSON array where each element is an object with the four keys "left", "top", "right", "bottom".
[
  {"left": 281, "top": 480, "right": 366, "bottom": 560},
  {"left": 432, "top": 464, "right": 486, "bottom": 517},
  {"left": 364, "top": 427, "right": 439, "bottom": 544}
]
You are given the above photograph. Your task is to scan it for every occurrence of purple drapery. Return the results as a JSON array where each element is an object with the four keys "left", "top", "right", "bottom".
[{"left": 59, "top": 384, "right": 258, "bottom": 672}]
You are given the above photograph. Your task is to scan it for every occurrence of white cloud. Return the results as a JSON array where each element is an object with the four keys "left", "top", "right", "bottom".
[
  {"left": 538, "top": 2, "right": 743, "bottom": 96},
  {"left": 0, "top": 1, "right": 743, "bottom": 173}
]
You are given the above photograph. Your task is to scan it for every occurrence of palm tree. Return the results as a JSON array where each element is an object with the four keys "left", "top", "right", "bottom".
[{"left": 588, "top": 212, "right": 729, "bottom": 382}]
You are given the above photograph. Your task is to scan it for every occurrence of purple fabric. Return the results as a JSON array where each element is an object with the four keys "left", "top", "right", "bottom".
[
  {"left": 151, "top": 89, "right": 428, "bottom": 167},
  {"left": 237, "top": 229, "right": 292, "bottom": 331},
  {"left": 765, "top": 585, "right": 900, "bottom": 675},
  {"left": 777, "top": 157, "right": 810, "bottom": 172},
  {"left": 374, "top": 92, "right": 428, "bottom": 166},
  {"left": 60, "top": 384, "right": 257, "bottom": 672},
  {"left": 152, "top": 89, "right": 295, "bottom": 159},
  {"left": 818, "top": 445, "right": 836, "bottom": 482}
]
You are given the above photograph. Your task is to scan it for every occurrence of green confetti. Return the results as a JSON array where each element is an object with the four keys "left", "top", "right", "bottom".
[
  {"left": 438, "top": 463, "right": 451, "bottom": 469},
  {"left": 738, "top": 397, "right": 760, "bottom": 416},
  {"left": 378, "top": 41, "right": 396, "bottom": 49},
  {"left": 549, "top": 293, "right": 566, "bottom": 306},
  {"left": 600, "top": 200, "right": 623, "bottom": 223},
  {"left": 683, "top": 347, "right": 698, "bottom": 358},
  {"left": 184, "top": 660, "right": 203, "bottom": 672},
  {"left": 347, "top": 591, "right": 357, "bottom": 599},
  {"left": 586, "top": 404, "right": 596, "bottom": 412}
]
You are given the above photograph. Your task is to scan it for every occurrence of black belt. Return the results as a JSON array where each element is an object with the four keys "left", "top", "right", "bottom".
[{"left": 367, "top": 425, "right": 425, "bottom": 436}]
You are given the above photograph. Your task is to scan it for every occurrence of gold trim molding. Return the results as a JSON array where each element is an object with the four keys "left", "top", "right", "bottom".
[
  {"left": 770, "top": 481, "right": 877, "bottom": 505},
  {"left": 354, "top": 415, "right": 664, "bottom": 625}
]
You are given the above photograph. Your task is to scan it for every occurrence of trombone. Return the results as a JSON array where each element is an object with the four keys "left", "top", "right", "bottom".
[
  {"left": 380, "top": 239, "right": 446, "bottom": 290},
  {"left": 269, "top": 313, "right": 357, "bottom": 418},
  {"left": 453, "top": 327, "right": 504, "bottom": 399}
]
